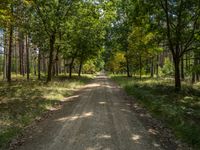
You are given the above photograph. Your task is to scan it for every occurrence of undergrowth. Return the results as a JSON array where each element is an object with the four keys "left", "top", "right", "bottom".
[
  {"left": 111, "top": 75, "right": 200, "bottom": 149},
  {"left": 0, "top": 74, "right": 93, "bottom": 149}
]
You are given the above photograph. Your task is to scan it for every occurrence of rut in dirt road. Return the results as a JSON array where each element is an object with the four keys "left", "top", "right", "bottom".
[{"left": 15, "top": 74, "right": 163, "bottom": 150}]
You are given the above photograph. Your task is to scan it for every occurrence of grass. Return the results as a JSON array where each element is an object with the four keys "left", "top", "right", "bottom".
[
  {"left": 111, "top": 74, "right": 200, "bottom": 149},
  {"left": 0, "top": 74, "right": 94, "bottom": 149}
]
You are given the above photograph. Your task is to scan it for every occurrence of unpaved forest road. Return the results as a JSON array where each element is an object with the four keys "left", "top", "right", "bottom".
[{"left": 16, "top": 74, "right": 163, "bottom": 150}]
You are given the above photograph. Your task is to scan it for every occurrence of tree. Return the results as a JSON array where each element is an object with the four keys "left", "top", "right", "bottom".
[
  {"left": 28, "top": 0, "right": 76, "bottom": 82},
  {"left": 159, "top": 0, "right": 200, "bottom": 91}
]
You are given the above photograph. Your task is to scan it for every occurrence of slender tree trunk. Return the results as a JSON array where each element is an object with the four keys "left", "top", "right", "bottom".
[
  {"left": 197, "top": 59, "right": 200, "bottom": 82},
  {"left": 156, "top": 55, "right": 159, "bottom": 78},
  {"left": 14, "top": 32, "right": 18, "bottom": 76},
  {"left": 151, "top": 57, "right": 154, "bottom": 78},
  {"left": 78, "top": 59, "right": 83, "bottom": 77},
  {"left": 181, "top": 56, "right": 184, "bottom": 80},
  {"left": 126, "top": 56, "right": 131, "bottom": 77},
  {"left": 19, "top": 32, "right": 22, "bottom": 75},
  {"left": 192, "top": 53, "right": 198, "bottom": 83},
  {"left": 3, "top": 48, "right": 7, "bottom": 80},
  {"left": 64, "top": 59, "right": 66, "bottom": 75},
  {"left": 69, "top": 57, "right": 75, "bottom": 78},
  {"left": 42, "top": 54, "right": 46, "bottom": 74},
  {"left": 38, "top": 48, "right": 41, "bottom": 80},
  {"left": 26, "top": 35, "right": 30, "bottom": 80},
  {"left": 7, "top": 25, "right": 13, "bottom": 82},
  {"left": 19, "top": 32, "right": 24, "bottom": 76},
  {"left": 3, "top": 29, "right": 7, "bottom": 80},
  {"left": 55, "top": 54, "right": 59, "bottom": 76},
  {"left": 47, "top": 33, "right": 55, "bottom": 82},
  {"left": 192, "top": 72, "right": 195, "bottom": 84},
  {"left": 139, "top": 55, "right": 142, "bottom": 80}
]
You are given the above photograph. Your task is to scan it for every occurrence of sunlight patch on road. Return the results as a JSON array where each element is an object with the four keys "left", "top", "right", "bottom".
[
  {"left": 56, "top": 112, "right": 93, "bottom": 122},
  {"left": 103, "top": 85, "right": 113, "bottom": 88},
  {"left": 99, "top": 102, "right": 106, "bottom": 105},
  {"left": 98, "top": 134, "right": 111, "bottom": 139},
  {"left": 120, "top": 108, "right": 131, "bottom": 113},
  {"left": 86, "top": 146, "right": 111, "bottom": 150},
  {"left": 131, "top": 134, "right": 141, "bottom": 143},
  {"left": 148, "top": 128, "right": 158, "bottom": 135},
  {"left": 62, "top": 95, "right": 79, "bottom": 102},
  {"left": 84, "top": 83, "right": 100, "bottom": 88}
]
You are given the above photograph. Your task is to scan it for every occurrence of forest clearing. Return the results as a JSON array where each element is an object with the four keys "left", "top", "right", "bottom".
[{"left": 0, "top": 0, "right": 200, "bottom": 150}]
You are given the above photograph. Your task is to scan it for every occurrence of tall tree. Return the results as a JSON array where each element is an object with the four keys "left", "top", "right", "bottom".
[{"left": 160, "top": 0, "right": 200, "bottom": 91}]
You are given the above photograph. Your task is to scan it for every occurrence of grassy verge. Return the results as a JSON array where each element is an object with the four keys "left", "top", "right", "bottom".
[
  {"left": 111, "top": 74, "right": 200, "bottom": 149},
  {"left": 0, "top": 74, "right": 94, "bottom": 149}
]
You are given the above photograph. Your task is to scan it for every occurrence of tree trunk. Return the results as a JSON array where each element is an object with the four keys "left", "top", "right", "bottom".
[
  {"left": 139, "top": 55, "right": 142, "bottom": 80},
  {"left": 78, "top": 59, "right": 83, "bottom": 77},
  {"left": 197, "top": 59, "right": 200, "bottom": 82},
  {"left": 14, "top": 32, "right": 18, "bottom": 76},
  {"left": 192, "top": 53, "right": 199, "bottom": 83},
  {"left": 181, "top": 56, "right": 184, "bottom": 80},
  {"left": 47, "top": 33, "right": 55, "bottom": 82},
  {"left": 7, "top": 25, "right": 13, "bottom": 82},
  {"left": 3, "top": 48, "right": 7, "bottom": 80},
  {"left": 26, "top": 35, "right": 30, "bottom": 80},
  {"left": 174, "top": 57, "right": 181, "bottom": 91},
  {"left": 126, "top": 56, "right": 131, "bottom": 77},
  {"left": 38, "top": 48, "right": 41, "bottom": 80},
  {"left": 156, "top": 55, "right": 159, "bottom": 78},
  {"left": 55, "top": 55, "right": 59, "bottom": 76},
  {"left": 151, "top": 57, "right": 154, "bottom": 78},
  {"left": 69, "top": 57, "right": 75, "bottom": 78},
  {"left": 19, "top": 32, "right": 24, "bottom": 76},
  {"left": 42, "top": 54, "right": 46, "bottom": 74},
  {"left": 3, "top": 29, "right": 7, "bottom": 80}
]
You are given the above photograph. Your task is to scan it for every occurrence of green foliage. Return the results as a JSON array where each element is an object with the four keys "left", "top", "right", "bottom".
[
  {"left": 161, "top": 57, "right": 174, "bottom": 76},
  {"left": 105, "top": 51, "right": 126, "bottom": 73}
]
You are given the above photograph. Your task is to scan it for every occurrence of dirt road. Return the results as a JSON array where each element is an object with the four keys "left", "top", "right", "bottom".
[{"left": 16, "top": 74, "right": 163, "bottom": 150}]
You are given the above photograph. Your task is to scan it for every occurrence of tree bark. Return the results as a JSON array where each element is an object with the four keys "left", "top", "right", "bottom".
[
  {"left": 156, "top": 55, "right": 159, "bottom": 78},
  {"left": 47, "top": 33, "right": 55, "bottom": 82},
  {"left": 181, "top": 56, "right": 184, "bottom": 80},
  {"left": 139, "top": 55, "right": 142, "bottom": 80},
  {"left": 26, "top": 35, "right": 30, "bottom": 80},
  {"left": 78, "top": 59, "right": 83, "bottom": 77},
  {"left": 3, "top": 29, "right": 7, "bottom": 80},
  {"left": 173, "top": 57, "right": 181, "bottom": 91},
  {"left": 69, "top": 57, "right": 75, "bottom": 78},
  {"left": 7, "top": 25, "right": 13, "bottom": 82},
  {"left": 126, "top": 56, "right": 131, "bottom": 77},
  {"left": 38, "top": 48, "right": 41, "bottom": 80},
  {"left": 151, "top": 57, "right": 154, "bottom": 78}
]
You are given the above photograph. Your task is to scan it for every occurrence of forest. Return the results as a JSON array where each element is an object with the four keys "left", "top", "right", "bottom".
[{"left": 0, "top": 0, "right": 200, "bottom": 149}]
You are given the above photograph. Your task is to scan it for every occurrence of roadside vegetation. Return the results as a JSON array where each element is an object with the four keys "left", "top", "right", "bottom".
[
  {"left": 0, "top": 74, "right": 93, "bottom": 149},
  {"left": 111, "top": 74, "right": 200, "bottom": 149},
  {"left": 1, "top": 0, "right": 200, "bottom": 149}
]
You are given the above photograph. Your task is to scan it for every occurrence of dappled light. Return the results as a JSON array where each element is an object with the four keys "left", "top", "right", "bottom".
[
  {"left": 56, "top": 112, "right": 94, "bottom": 122},
  {"left": 62, "top": 95, "right": 80, "bottom": 102},
  {"left": 98, "top": 101, "right": 107, "bottom": 105},
  {"left": 148, "top": 129, "right": 158, "bottom": 135},
  {"left": 1, "top": 0, "right": 200, "bottom": 149},
  {"left": 84, "top": 83, "right": 100, "bottom": 88},
  {"left": 120, "top": 108, "right": 131, "bottom": 113},
  {"left": 131, "top": 134, "right": 142, "bottom": 144},
  {"left": 97, "top": 134, "right": 112, "bottom": 139}
]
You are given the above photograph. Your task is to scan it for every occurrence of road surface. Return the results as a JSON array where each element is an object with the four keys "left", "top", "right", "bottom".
[{"left": 16, "top": 74, "right": 163, "bottom": 150}]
